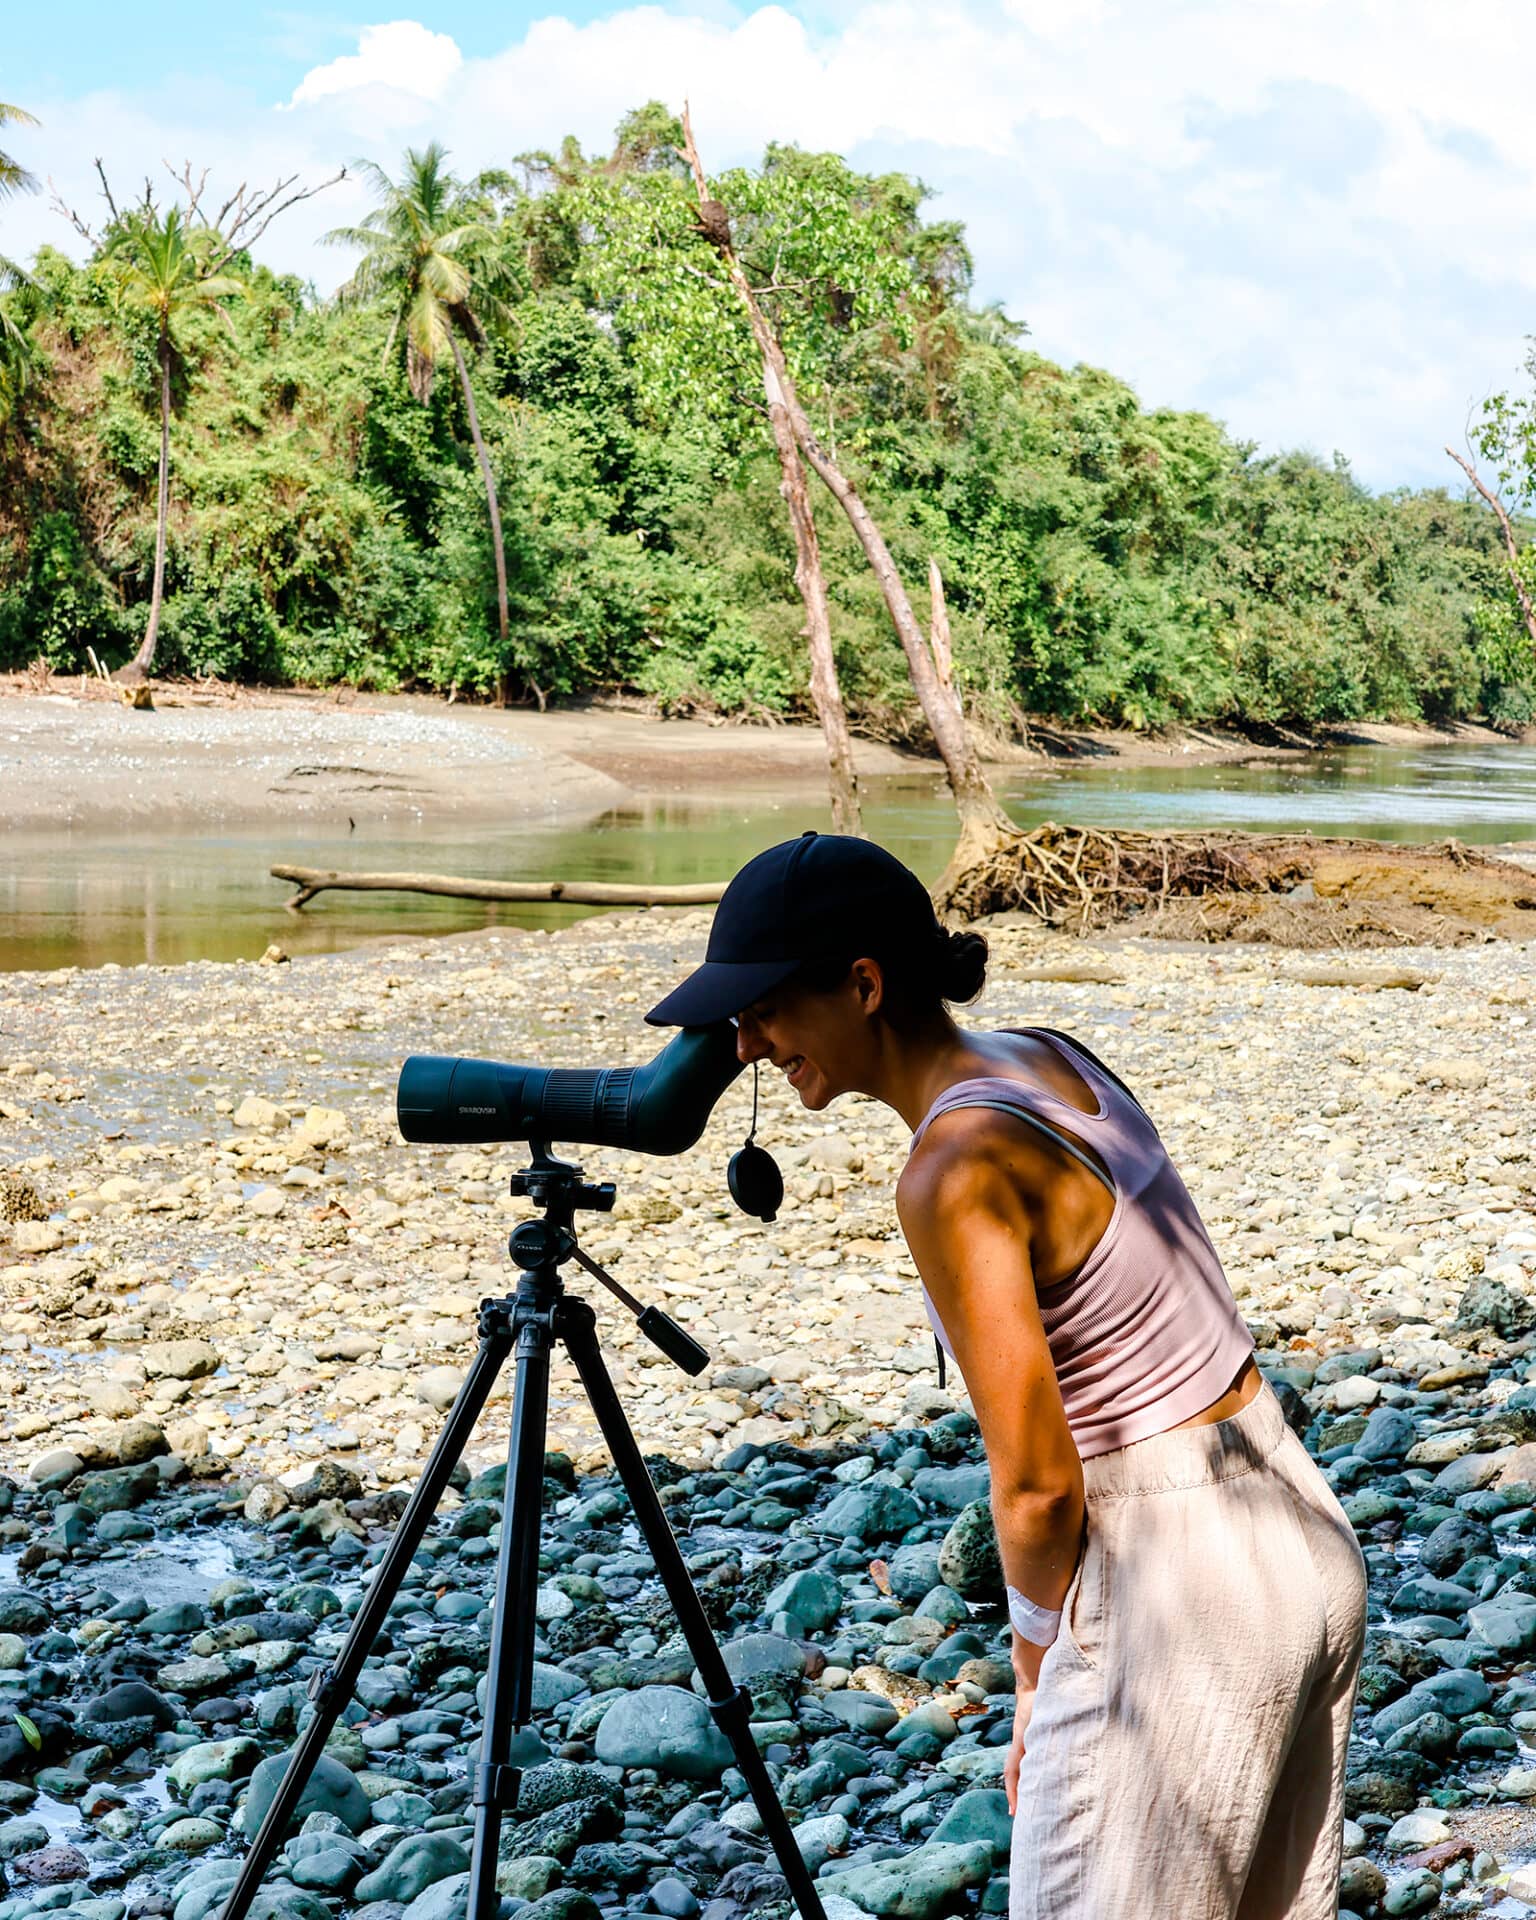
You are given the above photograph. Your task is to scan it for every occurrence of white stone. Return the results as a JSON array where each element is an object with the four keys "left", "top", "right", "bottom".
[
  {"left": 96, "top": 1176, "right": 144, "bottom": 1203},
  {"left": 12, "top": 1221, "right": 63, "bottom": 1253},
  {"left": 1384, "top": 1809, "right": 1450, "bottom": 1850},
  {"left": 415, "top": 1366, "right": 462, "bottom": 1412},
  {"left": 1331, "top": 1375, "right": 1381, "bottom": 1410},
  {"left": 164, "top": 1419, "right": 211, "bottom": 1461},
  {"left": 298, "top": 1106, "right": 350, "bottom": 1148},
  {"left": 244, "top": 1483, "right": 290, "bottom": 1523}
]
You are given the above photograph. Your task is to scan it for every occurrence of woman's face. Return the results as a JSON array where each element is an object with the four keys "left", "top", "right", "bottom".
[{"left": 733, "top": 965, "right": 878, "bottom": 1110}]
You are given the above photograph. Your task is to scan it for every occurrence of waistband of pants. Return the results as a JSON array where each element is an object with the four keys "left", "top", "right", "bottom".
[{"left": 1081, "top": 1377, "right": 1288, "bottom": 1500}]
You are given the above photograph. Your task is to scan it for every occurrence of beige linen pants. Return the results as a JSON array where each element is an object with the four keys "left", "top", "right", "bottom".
[{"left": 1009, "top": 1380, "right": 1367, "bottom": 1919}]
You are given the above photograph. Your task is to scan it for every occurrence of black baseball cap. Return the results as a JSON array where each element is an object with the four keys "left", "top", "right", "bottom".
[{"left": 645, "top": 831, "right": 942, "bottom": 1027}]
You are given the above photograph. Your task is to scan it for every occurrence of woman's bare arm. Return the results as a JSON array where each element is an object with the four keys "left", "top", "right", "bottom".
[{"left": 898, "top": 1112, "right": 1086, "bottom": 1663}]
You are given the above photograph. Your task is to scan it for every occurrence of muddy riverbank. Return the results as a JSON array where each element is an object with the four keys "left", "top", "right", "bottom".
[{"left": 3, "top": 676, "right": 1520, "bottom": 835}]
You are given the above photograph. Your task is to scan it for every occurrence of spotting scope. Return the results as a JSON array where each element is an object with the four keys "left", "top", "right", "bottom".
[{"left": 397, "top": 1022, "right": 744, "bottom": 1155}]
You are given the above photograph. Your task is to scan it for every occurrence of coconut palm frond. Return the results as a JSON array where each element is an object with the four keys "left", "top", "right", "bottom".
[{"left": 0, "top": 101, "right": 40, "bottom": 201}]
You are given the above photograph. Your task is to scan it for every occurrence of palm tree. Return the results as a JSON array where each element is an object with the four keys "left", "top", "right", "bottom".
[
  {"left": 105, "top": 206, "right": 244, "bottom": 680},
  {"left": 0, "top": 255, "right": 35, "bottom": 420},
  {"left": 326, "top": 144, "right": 512, "bottom": 683},
  {"left": 0, "top": 102, "right": 38, "bottom": 200}
]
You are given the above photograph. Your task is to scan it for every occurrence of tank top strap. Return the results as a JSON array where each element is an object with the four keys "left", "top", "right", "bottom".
[
  {"left": 908, "top": 1082, "right": 1116, "bottom": 1197},
  {"left": 1022, "top": 1026, "right": 1149, "bottom": 1118}
]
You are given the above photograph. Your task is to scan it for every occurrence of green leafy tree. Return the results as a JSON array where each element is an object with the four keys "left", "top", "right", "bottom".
[
  {"left": 327, "top": 144, "right": 516, "bottom": 692},
  {"left": 0, "top": 107, "right": 1520, "bottom": 739},
  {"left": 1449, "top": 357, "right": 1536, "bottom": 676},
  {"left": 103, "top": 206, "right": 245, "bottom": 680}
]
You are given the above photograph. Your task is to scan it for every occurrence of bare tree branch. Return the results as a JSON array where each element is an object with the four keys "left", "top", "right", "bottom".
[
  {"left": 207, "top": 167, "right": 346, "bottom": 267},
  {"left": 48, "top": 179, "right": 95, "bottom": 244},
  {"left": 52, "top": 154, "right": 123, "bottom": 242},
  {"left": 928, "top": 557, "right": 955, "bottom": 693},
  {"left": 170, "top": 161, "right": 211, "bottom": 224},
  {"left": 1447, "top": 444, "right": 1536, "bottom": 651},
  {"left": 95, "top": 157, "right": 120, "bottom": 224},
  {"left": 669, "top": 255, "right": 729, "bottom": 292}
]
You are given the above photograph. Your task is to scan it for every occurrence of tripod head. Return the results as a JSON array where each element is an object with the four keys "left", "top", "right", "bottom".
[
  {"left": 504, "top": 1147, "right": 709, "bottom": 1377},
  {"left": 507, "top": 1143, "right": 615, "bottom": 1219}
]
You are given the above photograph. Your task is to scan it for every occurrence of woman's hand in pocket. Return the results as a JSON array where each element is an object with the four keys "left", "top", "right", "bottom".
[
  {"left": 1004, "top": 1677, "right": 1036, "bottom": 1815},
  {"left": 1004, "top": 1645, "right": 1044, "bottom": 1816}
]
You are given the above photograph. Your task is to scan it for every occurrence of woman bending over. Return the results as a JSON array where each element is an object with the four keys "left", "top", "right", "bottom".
[{"left": 646, "top": 831, "right": 1367, "bottom": 1920}]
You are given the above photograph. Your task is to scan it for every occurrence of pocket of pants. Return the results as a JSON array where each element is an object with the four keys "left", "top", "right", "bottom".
[{"left": 1054, "top": 1521, "right": 1102, "bottom": 1672}]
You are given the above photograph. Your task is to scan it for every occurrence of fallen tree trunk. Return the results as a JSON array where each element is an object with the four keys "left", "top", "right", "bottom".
[{"left": 271, "top": 865, "right": 728, "bottom": 912}]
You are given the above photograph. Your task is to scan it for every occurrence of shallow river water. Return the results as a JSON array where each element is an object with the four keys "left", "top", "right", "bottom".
[{"left": 5, "top": 740, "right": 1535, "bottom": 972}]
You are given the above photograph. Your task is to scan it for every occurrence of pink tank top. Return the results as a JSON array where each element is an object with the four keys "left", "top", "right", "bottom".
[{"left": 908, "top": 1028, "right": 1254, "bottom": 1459}]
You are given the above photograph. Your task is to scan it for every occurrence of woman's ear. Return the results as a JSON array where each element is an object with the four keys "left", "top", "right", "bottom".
[{"left": 849, "top": 956, "right": 885, "bottom": 1016}]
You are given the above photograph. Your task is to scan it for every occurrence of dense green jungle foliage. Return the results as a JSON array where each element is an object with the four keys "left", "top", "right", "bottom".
[{"left": 0, "top": 109, "right": 1531, "bottom": 733}]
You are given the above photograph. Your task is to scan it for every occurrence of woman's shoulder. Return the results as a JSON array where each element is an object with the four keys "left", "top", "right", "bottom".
[
  {"left": 894, "top": 1113, "right": 1036, "bottom": 1244},
  {"left": 897, "top": 1101, "right": 1057, "bottom": 1220}
]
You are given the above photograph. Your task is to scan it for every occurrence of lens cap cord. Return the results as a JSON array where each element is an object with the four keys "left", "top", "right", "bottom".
[{"left": 728, "top": 1062, "right": 784, "bottom": 1223}]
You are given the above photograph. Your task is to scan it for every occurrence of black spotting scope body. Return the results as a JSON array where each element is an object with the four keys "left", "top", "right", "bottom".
[{"left": 397, "top": 1023, "right": 744, "bottom": 1155}]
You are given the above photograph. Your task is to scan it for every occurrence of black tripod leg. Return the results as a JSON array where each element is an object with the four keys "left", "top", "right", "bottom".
[
  {"left": 216, "top": 1318, "right": 514, "bottom": 1920},
  {"left": 467, "top": 1289, "right": 555, "bottom": 1920},
  {"left": 561, "top": 1307, "right": 828, "bottom": 1920}
]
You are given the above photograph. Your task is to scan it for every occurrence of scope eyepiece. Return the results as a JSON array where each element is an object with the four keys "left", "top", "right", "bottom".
[{"left": 397, "top": 1022, "right": 744, "bottom": 1156}]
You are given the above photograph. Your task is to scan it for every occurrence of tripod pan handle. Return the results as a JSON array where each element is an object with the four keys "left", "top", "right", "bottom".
[{"left": 636, "top": 1305, "right": 710, "bottom": 1376}]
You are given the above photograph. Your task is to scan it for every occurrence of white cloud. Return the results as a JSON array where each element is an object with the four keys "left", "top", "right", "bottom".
[
  {"left": 9, "top": 0, "right": 1536, "bottom": 488},
  {"left": 286, "top": 20, "right": 462, "bottom": 108}
]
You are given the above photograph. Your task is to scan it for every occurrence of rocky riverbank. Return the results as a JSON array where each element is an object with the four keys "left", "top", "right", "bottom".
[{"left": 2, "top": 912, "right": 1535, "bottom": 1917}]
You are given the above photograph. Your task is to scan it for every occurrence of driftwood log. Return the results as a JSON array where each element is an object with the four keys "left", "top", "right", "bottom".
[{"left": 271, "top": 865, "right": 727, "bottom": 913}]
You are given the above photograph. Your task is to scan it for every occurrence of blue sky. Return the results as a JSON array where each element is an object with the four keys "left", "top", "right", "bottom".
[
  {"left": 7, "top": 4, "right": 627, "bottom": 97},
  {"left": 7, "top": 1, "right": 1536, "bottom": 492}
]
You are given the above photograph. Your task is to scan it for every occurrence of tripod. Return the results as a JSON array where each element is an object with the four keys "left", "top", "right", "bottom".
[{"left": 217, "top": 1149, "right": 829, "bottom": 1920}]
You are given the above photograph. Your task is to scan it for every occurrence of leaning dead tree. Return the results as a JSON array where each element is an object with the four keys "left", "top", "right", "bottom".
[
  {"left": 1446, "top": 445, "right": 1536, "bottom": 653},
  {"left": 680, "top": 106, "right": 1014, "bottom": 895},
  {"left": 272, "top": 865, "right": 727, "bottom": 912},
  {"left": 762, "top": 359, "right": 861, "bottom": 835},
  {"left": 674, "top": 131, "right": 860, "bottom": 835}
]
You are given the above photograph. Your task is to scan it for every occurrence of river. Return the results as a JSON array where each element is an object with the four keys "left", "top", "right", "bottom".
[{"left": 5, "top": 739, "right": 1535, "bottom": 972}]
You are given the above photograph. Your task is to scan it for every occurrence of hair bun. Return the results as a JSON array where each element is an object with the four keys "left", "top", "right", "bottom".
[{"left": 938, "top": 928, "right": 988, "bottom": 1004}]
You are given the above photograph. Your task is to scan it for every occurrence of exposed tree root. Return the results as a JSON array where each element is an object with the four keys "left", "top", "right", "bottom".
[{"left": 942, "top": 823, "right": 1536, "bottom": 947}]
